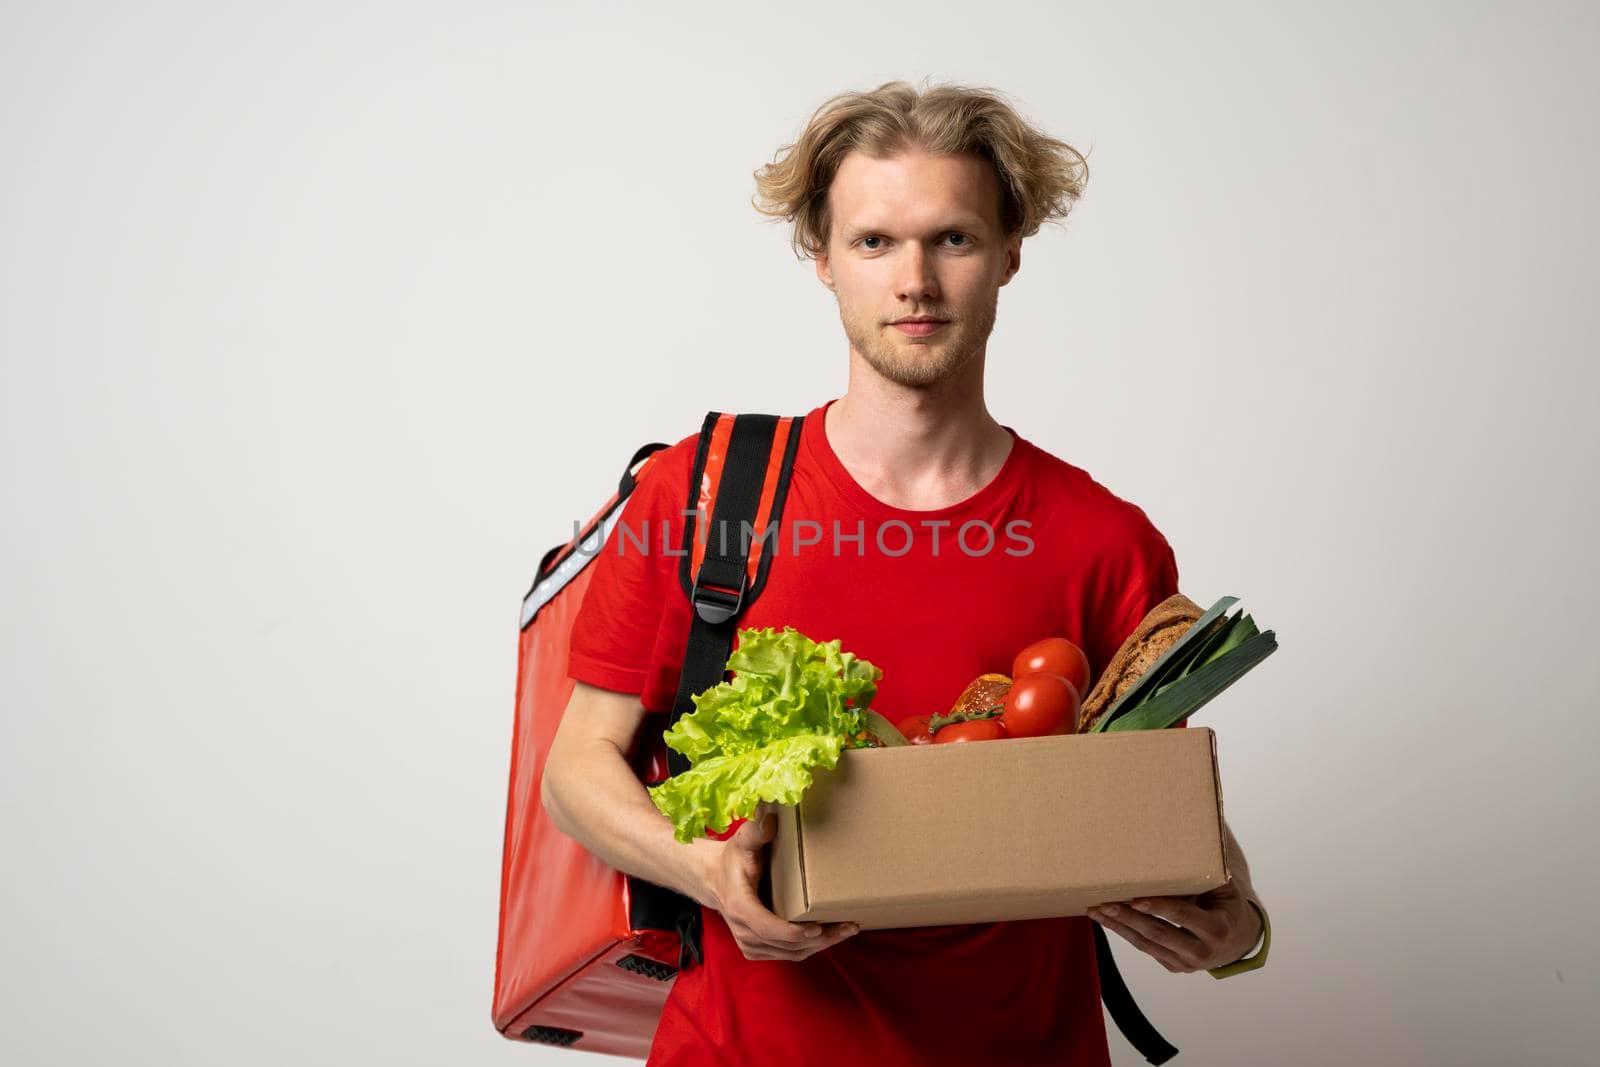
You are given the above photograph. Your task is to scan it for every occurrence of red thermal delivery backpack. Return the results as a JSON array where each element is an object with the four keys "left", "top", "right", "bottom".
[{"left": 492, "top": 411, "right": 1181, "bottom": 1064}]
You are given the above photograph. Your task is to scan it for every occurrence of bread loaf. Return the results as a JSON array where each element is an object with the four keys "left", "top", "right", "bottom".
[
  {"left": 949, "top": 673, "right": 1012, "bottom": 717},
  {"left": 1077, "top": 594, "right": 1204, "bottom": 733}
]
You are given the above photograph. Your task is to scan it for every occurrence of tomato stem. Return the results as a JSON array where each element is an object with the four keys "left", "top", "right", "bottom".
[{"left": 927, "top": 704, "right": 1006, "bottom": 734}]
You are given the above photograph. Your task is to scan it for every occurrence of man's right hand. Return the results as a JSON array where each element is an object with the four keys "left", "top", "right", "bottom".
[{"left": 693, "top": 803, "right": 860, "bottom": 962}]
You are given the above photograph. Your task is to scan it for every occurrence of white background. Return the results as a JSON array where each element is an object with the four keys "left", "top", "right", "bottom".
[{"left": 3, "top": 2, "right": 1596, "bottom": 1064}]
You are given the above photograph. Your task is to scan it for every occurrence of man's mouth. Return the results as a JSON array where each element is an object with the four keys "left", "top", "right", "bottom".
[{"left": 891, "top": 319, "right": 948, "bottom": 336}]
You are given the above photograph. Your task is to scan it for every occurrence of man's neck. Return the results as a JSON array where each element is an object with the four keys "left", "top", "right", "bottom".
[{"left": 825, "top": 381, "right": 1013, "bottom": 512}]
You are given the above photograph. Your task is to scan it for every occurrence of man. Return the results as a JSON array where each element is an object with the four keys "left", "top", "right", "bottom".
[{"left": 542, "top": 80, "right": 1265, "bottom": 1066}]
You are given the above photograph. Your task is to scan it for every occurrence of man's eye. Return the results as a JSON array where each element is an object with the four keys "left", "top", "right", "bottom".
[{"left": 858, "top": 233, "right": 971, "bottom": 251}]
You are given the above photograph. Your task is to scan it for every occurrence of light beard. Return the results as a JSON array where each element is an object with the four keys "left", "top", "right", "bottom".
[{"left": 837, "top": 288, "right": 997, "bottom": 390}]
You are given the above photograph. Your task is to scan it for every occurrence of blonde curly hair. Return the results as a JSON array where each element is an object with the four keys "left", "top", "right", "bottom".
[{"left": 752, "top": 78, "right": 1090, "bottom": 261}]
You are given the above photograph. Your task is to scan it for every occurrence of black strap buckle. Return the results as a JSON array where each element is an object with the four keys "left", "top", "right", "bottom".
[{"left": 689, "top": 572, "right": 746, "bottom": 625}]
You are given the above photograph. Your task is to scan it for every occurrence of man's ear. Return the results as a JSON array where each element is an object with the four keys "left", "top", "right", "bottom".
[
  {"left": 999, "top": 231, "right": 1022, "bottom": 287},
  {"left": 815, "top": 253, "right": 834, "bottom": 292}
]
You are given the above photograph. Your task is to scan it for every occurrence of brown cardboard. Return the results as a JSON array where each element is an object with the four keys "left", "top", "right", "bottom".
[{"left": 766, "top": 727, "right": 1227, "bottom": 930}]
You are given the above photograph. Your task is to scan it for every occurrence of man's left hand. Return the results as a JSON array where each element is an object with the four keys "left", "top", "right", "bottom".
[{"left": 1087, "top": 877, "right": 1262, "bottom": 974}]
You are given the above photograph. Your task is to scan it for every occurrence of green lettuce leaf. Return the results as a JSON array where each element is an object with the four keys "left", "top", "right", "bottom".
[{"left": 647, "top": 626, "right": 883, "bottom": 843}]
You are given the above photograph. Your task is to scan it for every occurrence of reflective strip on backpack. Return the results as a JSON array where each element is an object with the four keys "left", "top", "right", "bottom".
[{"left": 519, "top": 502, "right": 626, "bottom": 628}]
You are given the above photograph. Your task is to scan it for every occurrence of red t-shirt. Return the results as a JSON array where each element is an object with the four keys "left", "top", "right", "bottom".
[{"left": 568, "top": 397, "right": 1180, "bottom": 1067}]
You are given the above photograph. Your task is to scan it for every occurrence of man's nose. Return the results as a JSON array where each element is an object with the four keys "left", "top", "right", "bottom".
[{"left": 895, "top": 243, "right": 939, "bottom": 303}]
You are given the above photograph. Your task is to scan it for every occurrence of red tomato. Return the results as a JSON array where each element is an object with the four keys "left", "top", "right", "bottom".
[
  {"left": 1012, "top": 637, "right": 1091, "bottom": 700},
  {"left": 897, "top": 715, "right": 934, "bottom": 745},
  {"left": 1000, "top": 673, "right": 1079, "bottom": 738},
  {"left": 932, "top": 718, "right": 1007, "bottom": 744}
]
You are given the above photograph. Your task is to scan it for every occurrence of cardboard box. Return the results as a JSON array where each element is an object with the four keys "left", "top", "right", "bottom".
[{"left": 765, "top": 726, "right": 1228, "bottom": 930}]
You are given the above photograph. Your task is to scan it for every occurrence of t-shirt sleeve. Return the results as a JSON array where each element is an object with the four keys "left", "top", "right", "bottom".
[
  {"left": 1085, "top": 507, "right": 1182, "bottom": 692},
  {"left": 1103, "top": 538, "right": 1180, "bottom": 654},
  {"left": 1101, "top": 534, "right": 1189, "bottom": 728},
  {"left": 566, "top": 445, "right": 689, "bottom": 696}
]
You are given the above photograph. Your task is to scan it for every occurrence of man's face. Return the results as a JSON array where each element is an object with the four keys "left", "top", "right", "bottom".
[{"left": 816, "top": 148, "right": 1022, "bottom": 390}]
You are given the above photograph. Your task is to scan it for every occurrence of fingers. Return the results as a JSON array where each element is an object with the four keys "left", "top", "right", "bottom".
[
  {"left": 724, "top": 877, "right": 858, "bottom": 958},
  {"left": 1096, "top": 910, "right": 1192, "bottom": 972},
  {"left": 718, "top": 804, "right": 860, "bottom": 960},
  {"left": 730, "top": 918, "right": 859, "bottom": 961},
  {"left": 730, "top": 806, "right": 778, "bottom": 851},
  {"left": 718, "top": 855, "right": 859, "bottom": 959},
  {"left": 1089, "top": 902, "right": 1206, "bottom": 973},
  {"left": 1092, "top": 907, "right": 1194, "bottom": 972},
  {"left": 1125, "top": 896, "right": 1222, "bottom": 941},
  {"left": 723, "top": 876, "right": 831, "bottom": 948}
]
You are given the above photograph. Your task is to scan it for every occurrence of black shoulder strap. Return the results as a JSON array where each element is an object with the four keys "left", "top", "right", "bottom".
[
  {"left": 665, "top": 411, "right": 804, "bottom": 970},
  {"left": 667, "top": 412, "right": 803, "bottom": 766},
  {"left": 658, "top": 409, "right": 1183, "bottom": 1064},
  {"left": 1095, "top": 922, "right": 1180, "bottom": 1063}
]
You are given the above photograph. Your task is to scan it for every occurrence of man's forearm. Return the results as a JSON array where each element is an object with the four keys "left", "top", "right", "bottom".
[
  {"left": 541, "top": 739, "right": 719, "bottom": 909},
  {"left": 1222, "top": 815, "right": 1267, "bottom": 958}
]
